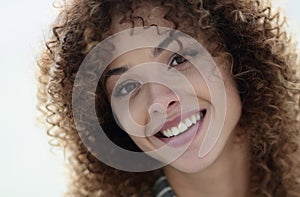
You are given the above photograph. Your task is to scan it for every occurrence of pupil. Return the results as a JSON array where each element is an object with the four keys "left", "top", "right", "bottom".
[
  {"left": 126, "top": 83, "right": 136, "bottom": 92},
  {"left": 176, "top": 56, "right": 186, "bottom": 64}
]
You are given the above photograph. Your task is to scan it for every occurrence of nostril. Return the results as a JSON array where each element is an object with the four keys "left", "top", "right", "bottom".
[
  {"left": 168, "top": 100, "right": 178, "bottom": 109},
  {"left": 148, "top": 103, "right": 166, "bottom": 114}
]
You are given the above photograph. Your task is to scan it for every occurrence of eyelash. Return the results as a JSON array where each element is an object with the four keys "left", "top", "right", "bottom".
[
  {"left": 169, "top": 49, "right": 198, "bottom": 70},
  {"left": 169, "top": 54, "right": 188, "bottom": 68},
  {"left": 113, "top": 49, "right": 198, "bottom": 97}
]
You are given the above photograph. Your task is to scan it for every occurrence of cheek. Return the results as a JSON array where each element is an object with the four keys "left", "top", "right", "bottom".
[
  {"left": 219, "top": 67, "right": 241, "bottom": 108},
  {"left": 128, "top": 135, "right": 151, "bottom": 151},
  {"left": 186, "top": 71, "right": 211, "bottom": 101},
  {"left": 111, "top": 93, "right": 151, "bottom": 140},
  {"left": 224, "top": 81, "right": 242, "bottom": 122},
  {"left": 220, "top": 68, "right": 242, "bottom": 126},
  {"left": 128, "top": 97, "right": 148, "bottom": 125}
]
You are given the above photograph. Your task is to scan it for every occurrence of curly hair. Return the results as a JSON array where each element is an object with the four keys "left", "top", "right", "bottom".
[{"left": 37, "top": 0, "right": 300, "bottom": 196}]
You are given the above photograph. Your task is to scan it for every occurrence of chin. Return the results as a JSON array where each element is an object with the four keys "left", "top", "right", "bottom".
[
  {"left": 166, "top": 134, "right": 230, "bottom": 174},
  {"left": 167, "top": 157, "right": 213, "bottom": 174},
  {"left": 166, "top": 150, "right": 209, "bottom": 174}
]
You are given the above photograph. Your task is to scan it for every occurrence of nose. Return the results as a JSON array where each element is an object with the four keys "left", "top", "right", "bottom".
[{"left": 145, "top": 82, "right": 180, "bottom": 115}]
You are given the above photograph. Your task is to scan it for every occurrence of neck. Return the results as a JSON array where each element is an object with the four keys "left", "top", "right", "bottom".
[{"left": 163, "top": 134, "right": 249, "bottom": 197}]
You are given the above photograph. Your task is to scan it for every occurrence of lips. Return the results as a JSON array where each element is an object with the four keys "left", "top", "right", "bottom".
[{"left": 154, "top": 109, "right": 207, "bottom": 139}]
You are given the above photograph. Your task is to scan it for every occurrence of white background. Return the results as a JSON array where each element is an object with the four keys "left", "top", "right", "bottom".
[{"left": 0, "top": 0, "right": 299, "bottom": 196}]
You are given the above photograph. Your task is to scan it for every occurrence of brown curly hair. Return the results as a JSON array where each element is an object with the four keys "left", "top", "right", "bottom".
[{"left": 37, "top": 0, "right": 300, "bottom": 196}]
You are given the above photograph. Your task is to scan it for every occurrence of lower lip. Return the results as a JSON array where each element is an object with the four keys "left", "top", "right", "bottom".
[{"left": 156, "top": 115, "right": 205, "bottom": 148}]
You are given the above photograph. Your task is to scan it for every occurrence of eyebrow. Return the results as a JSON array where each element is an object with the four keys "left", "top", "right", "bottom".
[
  {"left": 104, "top": 66, "right": 128, "bottom": 82},
  {"left": 152, "top": 35, "right": 178, "bottom": 57}
]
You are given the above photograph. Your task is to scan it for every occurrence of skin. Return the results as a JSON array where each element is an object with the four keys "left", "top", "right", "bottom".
[{"left": 105, "top": 4, "right": 250, "bottom": 197}]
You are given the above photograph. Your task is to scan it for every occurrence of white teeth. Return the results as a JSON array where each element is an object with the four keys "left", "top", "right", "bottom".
[
  {"left": 160, "top": 111, "right": 206, "bottom": 138},
  {"left": 191, "top": 115, "right": 197, "bottom": 124},
  {"left": 163, "top": 130, "right": 169, "bottom": 137},
  {"left": 171, "top": 127, "right": 180, "bottom": 136},
  {"left": 167, "top": 129, "right": 173, "bottom": 137},
  {"left": 184, "top": 119, "right": 192, "bottom": 127},
  {"left": 196, "top": 114, "right": 200, "bottom": 121},
  {"left": 178, "top": 122, "right": 187, "bottom": 133},
  {"left": 200, "top": 110, "right": 204, "bottom": 118}
]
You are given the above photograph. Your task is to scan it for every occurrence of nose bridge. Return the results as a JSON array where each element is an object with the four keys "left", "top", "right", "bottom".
[{"left": 145, "top": 82, "right": 179, "bottom": 113}]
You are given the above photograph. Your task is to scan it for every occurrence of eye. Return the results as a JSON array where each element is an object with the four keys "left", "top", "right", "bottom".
[
  {"left": 113, "top": 80, "right": 141, "bottom": 97},
  {"left": 168, "top": 49, "right": 199, "bottom": 71},
  {"left": 170, "top": 54, "right": 187, "bottom": 67}
]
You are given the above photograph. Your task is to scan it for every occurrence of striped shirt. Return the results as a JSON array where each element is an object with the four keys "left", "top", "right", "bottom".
[{"left": 152, "top": 175, "right": 177, "bottom": 197}]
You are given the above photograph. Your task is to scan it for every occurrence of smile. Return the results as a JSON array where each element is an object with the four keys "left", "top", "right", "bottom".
[{"left": 158, "top": 110, "right": 207, "bottom": 138}]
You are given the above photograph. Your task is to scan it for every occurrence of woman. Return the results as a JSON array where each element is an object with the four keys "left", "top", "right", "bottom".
[{"left": 38, "top": 0, "right": 300, "bottom": 196}]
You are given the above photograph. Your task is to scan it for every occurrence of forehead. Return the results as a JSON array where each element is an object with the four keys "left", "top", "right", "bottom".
[
  {"left": 107, "top": 2, "right": 212, "bottom": 50},
  {"left": 104, "top": 2, "right": 217, "bottom": 69}
]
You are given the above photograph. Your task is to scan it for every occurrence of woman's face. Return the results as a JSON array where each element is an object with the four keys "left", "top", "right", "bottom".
[{"left": 104, "top": 5, "right": 242, "bottom": 173}]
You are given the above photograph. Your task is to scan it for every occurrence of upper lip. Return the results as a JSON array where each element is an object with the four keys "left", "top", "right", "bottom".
[{"left": 153, "top": 109, "right": 206, "bottom": 135}]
